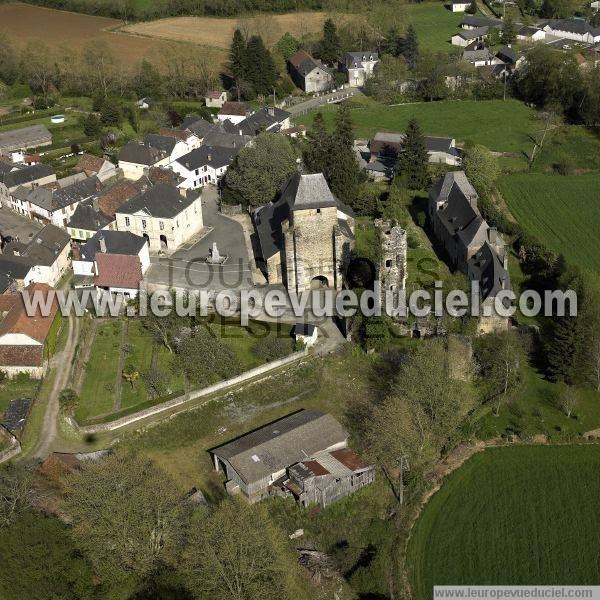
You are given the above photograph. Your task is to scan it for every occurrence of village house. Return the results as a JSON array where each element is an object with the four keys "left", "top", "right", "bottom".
[
  {"left": 72, "top": 230, "right": 149, "bottom": 290},
  {"left": 145, "top": 133, "right": 191, "bottom": 163},
  {"left": 516, "top": 25, "right": 546, "bottom": 42},
  {"left": 93, "top": 253, "right": 144, "bottom": 299},
  {"left": 452, "top": 26, "right": 489, "bottom": 47},
  {"left": 10, "top": 175, "right": 102, "bottom": 227},
  {"left": 462, "top": 45, "right": 504, "bottom": 67},
  {"left": 217, "top": 101, "right": 253, "bottom": 125},
  {"left": 74, "top": 154, "right": 117, "bottom": 183},
  {"left": 541, "top": 18, "right": 600, "bottom": 43},
  {"left": 338, "top": 51, "right": 379, "bottom": 86},
  {"left": 0, "top": 161, "right": 56, "bottom": 208},
  {"left": 228, "top": 106, "right": 291, "bottom": 136},
  {"left": 66, "top": 180, "right": 143, "bottom": 242},
  {"left": 170, "top": 146, "right": 239, "bottom": 190},
  {"left": 118, "top": 141, "right": 169, "bottom": 180},
  {"left": 461, "top": 15, "right": 502, "bottom": 29},
  {"left": 253, "top": 171, "right": 354, "bottom": 292},
  {"left": 0, "top": 124, "right": 52, "bottom": 154},
  {"left": 288, "top": 49, "right": 333, "bottom": 93},
  {"left": 205, "top": 90, "right": 227, "bottom": 108},
  {"left": 211, "top": 409, "right": 373, "bottom": 505},
  {"left": 115, "top": 183, "right": 203, "bottom": 253},
  {"left": 2, "top": 224, "right": 70, "bottom": 287},
  {"left": 451, "top": 0, "right": 472, "bottom": 12},
  {"left": 0, "top": 282, "right": 60, "bottom": 379},
  {"left": 0, "top": 256, "right": 34, "bottom": 292},
  {"left": 367, "top": 132, "right": 461, "bottom": 178},
  {"left": 292, "top": 322, "right": 318, "bottom": 348}
]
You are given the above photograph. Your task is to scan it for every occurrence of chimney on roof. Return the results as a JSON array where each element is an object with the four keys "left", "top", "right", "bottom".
[
  {"left": 99, "top": 235, "right": 106, "bottom": 254},
  {"left": 268, "top": 106, "right": 275, "bottom": 117},
  {"left": 207, "top": 153, "right": 212, "bottom": 162}
]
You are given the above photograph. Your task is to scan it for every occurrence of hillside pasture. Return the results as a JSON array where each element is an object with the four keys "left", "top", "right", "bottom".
[
  {"left": 295, "top": 98, "right": 538, "bottom": 154},
  {"left": 408, "top": 445, "right": 600, "bottom": 599},
  {"left": 500, "top": 172, "right": 600, "bottom": 275}
]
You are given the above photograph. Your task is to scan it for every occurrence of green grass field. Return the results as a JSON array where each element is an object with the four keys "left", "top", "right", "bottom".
[
  {"left": 406, "top": 2, "right": 464, "bottom": 54},
  {"left": 408, "top": 445, "right": 600, "bottom": 598},
  {"left": 295, "top": 99, "right": 537, "bottom": 154},
  {"left": 500, "top": 173, "right": 600, "bottom": 275}
]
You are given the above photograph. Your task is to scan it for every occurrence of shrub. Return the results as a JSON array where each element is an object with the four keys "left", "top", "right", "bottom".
[
  {"left": 252, "top": 336, "right": 292, "bottom": 361},
  {"left": 552, "top": 155, "right": 575, "bottom": 176}
]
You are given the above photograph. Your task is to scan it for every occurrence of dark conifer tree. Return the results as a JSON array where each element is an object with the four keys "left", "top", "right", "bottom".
[
  {"left": 245, "top": 35, "right": 277, "bottom": 97},
  {"left": 396, "top": 118, "right": 429, "bottom": 190},
  {"left": 333, "top": 102, "right": 354, "bottom": 149},
  {"left": 320, "top": 19, "right": 341, "bottom": 65},
  {"left": 229, "top": 28, "right": 247, "bottom": 100},
  {"left": 402, "top": 24, "right": 420, "bottom": 70}
]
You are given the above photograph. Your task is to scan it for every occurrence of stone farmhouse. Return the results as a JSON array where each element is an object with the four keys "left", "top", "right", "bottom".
[
  {"left": 0, "top": 282, "right": 60, "bottom": 379},
  {"left": 338, "top": 51, "right": 379, "bottom": 86},
  {"left": 211, "top": 409, "right": 373, "bottom": 506},
  {"left": 2, "top": 224, "right": 70, "bottom": 287},
  {"left": 0, "top": 162, "right": 56, "bottom": 208},
  {"left": 0, "top": 125, "right": 52, "bottom": 154},
  {"left": 542, "top": 18, "right": 600, "bottom": 43},
  {"left": 288, "top": 50, "right": 333, "bottom": 93},
  {"left": 428, "top": 171, "right": 511, "bottom": 332},
  {"left": 253, "top": 171, "right": 354, "bottom": 292},
  {"left": 115, "top": 183, "right": 203, "bottom": 253}
]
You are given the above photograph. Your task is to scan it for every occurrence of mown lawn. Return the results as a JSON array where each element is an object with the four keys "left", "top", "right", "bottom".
[
  {"left": 406, "top": 2, "right": 464, "bottom": 54},
  {"left": 77, "top": 320, "right": 123, "bottom": 421},
  {"left": 500, "top": 172, "right": 600, "bottom": 275},
  {"left": 295, "top": 99, "right": 537, "bottom": 154},
  {"left": 408, "top": 445, "right": 600, "bottom": 598}
]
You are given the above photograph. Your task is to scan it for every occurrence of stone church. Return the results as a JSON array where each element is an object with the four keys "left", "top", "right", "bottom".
[{"left": 253, "top": 172, "right": 355, "bottom": 292}]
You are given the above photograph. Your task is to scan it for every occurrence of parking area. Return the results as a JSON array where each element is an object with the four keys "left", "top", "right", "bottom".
[
  {"left": 146, "top": 187, "right": 253, "bottom": 292},
  {"left": 0, "top": 206, "right": 43, "bottom": 243}
]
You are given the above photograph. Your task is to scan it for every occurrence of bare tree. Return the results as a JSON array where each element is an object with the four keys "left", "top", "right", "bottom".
[
  {"left": 560, "top": 384, "right": 578, "bottom": 418},
  {"left": 0, "top": 463, "right": 40, "bottom": 527}
]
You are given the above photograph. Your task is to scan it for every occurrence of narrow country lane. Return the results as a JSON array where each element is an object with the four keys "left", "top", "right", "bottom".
[{"left": 32, "top": 313, "right": 80, "bottom": 459}]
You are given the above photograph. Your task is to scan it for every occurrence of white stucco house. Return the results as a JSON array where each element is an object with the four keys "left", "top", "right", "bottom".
[
  {"left": 115, "top": 183, "right": 203, "bottom": 254},
  {"left": 205, "top": 90, "right": 227, "bottom": 108},
  {"left": 339, "top": 52, "right": 379, "bottom": 86},
  {"left": 542, "top": 18, "right": 600, "bottom": 43},
  {"left": 452, "top": 27, "right": 489, "bottom": 47},
  {"left": 170, "top": 146, "right": 239, "bottom": 190},
  {"left": 451, "top": 0, "right": 471, "bottom": 11}
]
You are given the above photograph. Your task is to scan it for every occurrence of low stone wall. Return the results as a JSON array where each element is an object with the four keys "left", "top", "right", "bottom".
[
  {"left": 73, "top": 348, "right": 309, "bottom": 434},
  {"left": 220, "top": 203, "right": 243, "bottom": 216}
]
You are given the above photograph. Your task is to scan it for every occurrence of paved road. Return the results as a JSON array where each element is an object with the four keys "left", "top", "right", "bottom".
[
  {"left": 287, "top": 87, "right": 362, "bottom": 117},
  {"left": 146, "top": 187, "right": 252, "bottom": 291}
]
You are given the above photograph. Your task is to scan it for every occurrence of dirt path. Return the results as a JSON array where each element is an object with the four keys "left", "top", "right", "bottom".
[
  {"left": 33, "top": 314, "right": 80, "bottom": 459},
  {"left": 113, "top": 320, "right": 128, "bottom": 412},
  {"left": 72, "top": 318, "right": 97, "bottom": 394}
]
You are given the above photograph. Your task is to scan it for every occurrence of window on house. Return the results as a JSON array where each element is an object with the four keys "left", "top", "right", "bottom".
[
  {"left": 159, "top": 221, "right": 164, "bottom": 230},
  {"left": 385, "top": 259, "right": 392, "bottom": 268},
  {"left": 142, "top": 220, "right": 147, "bottom": 229},
  {"left": 195, "top": 169, "right": 199, "bottom": 175},
  {"left": 316, "top": 208, "right": 321, "bottom": 214},
  {"left": 125, "top": 217, "right": 130, "bottom": 226}
]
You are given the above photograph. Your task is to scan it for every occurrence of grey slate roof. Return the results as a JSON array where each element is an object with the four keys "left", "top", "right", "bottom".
[
  {"left": 233, "top": 107, "right": 291, "bottom": 136},
  {"left": 182, "top": 116, "right": 218, "bottom": 138},
  {"left": 67, "top": 199, "right": 113, "bottom": 231},
  {"left": 293, "top": 322, "right": 315, "bottom": 336},
  {"left": 456, "top": 26, "right": 489, "bottom": 40},
  {"left": 175, "top": 146, "right": 238, "bottom": 171},
  {"left": 211, "top": 409, "right": 348, "bottom": 485},
  {"left": 463, "top": 47, "right": 496, "bottom": 63},
  {"left": 0, "top": 255, "right": 33, "bottom": 281},
  {"left": 0, "top": 125, "right": 52, "bottom": 153},
  {"left": 496, "top": 46, "right": 517, "bottom": 64},
  {"left": 145, "top": 134, "right": 177, "bottom": 154},
  {"left": 3, "top": 224, "right": 70, "bottom": 267},
  {"left": 468, "top": 241, "right": 511, "bottom": 302},
  {"left": 80, "top": 230, "right": 147, "bottom": 261},
  {"left": 340, "top": 51, "right": 379, "bottom": 69},
  {"left": 0, "top": 163, "right": 54, "bottom": 189},
  {"left": 542, "top": 18, "right": 600, "bottom": 36},
  {"left": 202, "top": 129, "right": 251, "bottom": 149},
  {"left": 25, "top": 176, "right": 100, "bottom": 211},
  {"left": 117, "top": 183, "right": 198, "bottom": 218},
  {"left": 253, "top": 172, "right": 354, "bottom": 259},
  {"left": 461, "top": 15, "right": 502, "bottom": 28},
  {"left": 118, "top": 141, "right": 165, "bottom": 165}
]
